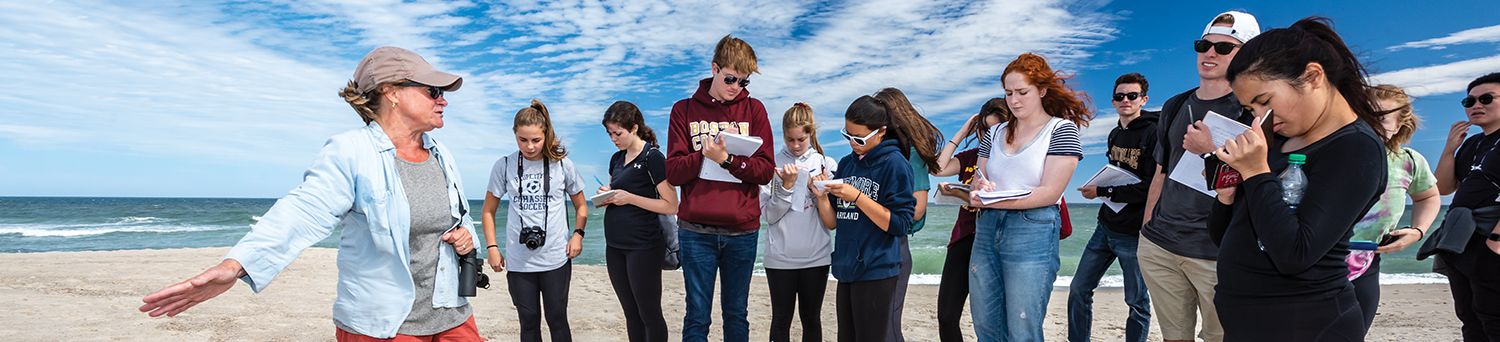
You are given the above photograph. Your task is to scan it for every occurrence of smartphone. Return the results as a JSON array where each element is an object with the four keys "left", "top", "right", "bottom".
[{"left": 1378, "top": 230, "right": 1400, "bottom": 246}]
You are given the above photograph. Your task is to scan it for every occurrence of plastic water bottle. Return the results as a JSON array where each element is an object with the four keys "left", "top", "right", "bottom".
[{"left": 1280, "top": 154, "right": 1308, "bottom": 212}]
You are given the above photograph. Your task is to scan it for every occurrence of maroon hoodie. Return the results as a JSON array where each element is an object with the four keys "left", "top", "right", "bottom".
[{"left": 665, "top": 78, "right": 776, "bottom": 231}]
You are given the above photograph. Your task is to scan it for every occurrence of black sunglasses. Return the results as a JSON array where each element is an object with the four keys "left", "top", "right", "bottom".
[
  {"left": 1464, "top": 93, "right": 1496, "bottom": 108},
  {"left": 1193, "top": 39, "right": 1239, "bottom": 55},
  {"left": 397, "top": 81, "right": 445, "bottom": 100},
  {"left": 1112, "top": 92, "right": 1143, "bottom": 102},
  {"left": 722, "top": 74, "right": 750, "bottom": 88}
]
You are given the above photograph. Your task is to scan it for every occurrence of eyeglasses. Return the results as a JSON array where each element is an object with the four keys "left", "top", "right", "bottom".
[
  {"left": 841, "top": 127, "right": 884, "bottom": 146},
  {"left": 1193, "top": 39, "right": 1239, "bottom": 55},
  {"left": 722, "top": 74, "right": 750, "bottom": 88},
  {"left": 1112, "top": 92, "right": 1142, "bottom": 102},
  {"left": 1464, "top": 93, "right": 1496, "bottom": 108},
  {"left": 397, "top": 81, "right": 444, "bottom": 100}
]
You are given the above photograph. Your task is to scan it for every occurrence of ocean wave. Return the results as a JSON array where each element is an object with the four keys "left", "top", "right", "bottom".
[
  {"left": 118, "top": 216, "right": 165, "bottom": 224},
  {"left": 0, "top": 224, "right": 239, "bottom": 238}
]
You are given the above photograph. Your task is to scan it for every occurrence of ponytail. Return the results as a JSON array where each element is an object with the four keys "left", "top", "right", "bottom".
[
  {"left": 873, "top": 88, "right": 941, "bottom": 170},
  {"left": 340, "top": 80, "right": 383, "bottom": 124},
  {"left": 1227, "top": 17, "right": 1386, "bottom": 138},
  {"left": 515, "top": 99, "right": 568, "bottom": 161},
  {"left": 783, "top": 102, "right": 826, "bottom": 154},
  {"left": 602, "top": 100, "right": 657, "bottom": 144}
]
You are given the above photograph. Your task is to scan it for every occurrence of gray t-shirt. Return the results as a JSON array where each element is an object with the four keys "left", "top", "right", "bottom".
[
  {"left": 1143, "top": 91, "right": 1246, "bottom": 260},
  {"left": 396, "top": 157, "right": 470, "bottom": 335},
  {"left": 487, "top": 153, "right": 584, "bottom": 273}
]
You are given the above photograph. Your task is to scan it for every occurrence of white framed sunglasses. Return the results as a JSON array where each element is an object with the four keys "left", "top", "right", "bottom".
[{"left": 841, "top": 127, "right": 885, "bottom": 146}]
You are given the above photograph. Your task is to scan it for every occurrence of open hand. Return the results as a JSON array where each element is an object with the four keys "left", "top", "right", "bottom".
[
  {"left": 1446, "top": 121, "right": 1472, "bottom": 152},
  {"left": 139, "top": 259, "right": 243, "bottom": 317}
]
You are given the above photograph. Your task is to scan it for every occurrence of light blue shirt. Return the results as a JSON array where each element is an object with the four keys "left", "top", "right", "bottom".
[{"left": 225, "top": 123, "right": 482, "bottom": 338}]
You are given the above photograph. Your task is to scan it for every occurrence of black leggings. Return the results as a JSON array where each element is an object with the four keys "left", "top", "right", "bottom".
[
  {"left": 607, "top": 246, "right": 668, "bottom": 342},
  {"left": 1351, "top": 254, "right": 1381, "bottom": 335},
  {"left": 1216, "top": 285, "right": 1365, "bottom": 341},
  {"left": 837, "top": 277, "right": 898, "bottom": 342},
  {"left": 507, "top": 261, "right": 573, "bottom": 342},
  {"left": 937, "top": 235, "right": 974, "bottom": 342},
  {"left": 767, "top": 265, "right": 830, "bottom": 342}
]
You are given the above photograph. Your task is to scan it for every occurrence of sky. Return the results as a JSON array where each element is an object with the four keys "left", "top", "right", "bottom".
[{"left": 2, "top": 0, "right": 1498, "bottom": 202}]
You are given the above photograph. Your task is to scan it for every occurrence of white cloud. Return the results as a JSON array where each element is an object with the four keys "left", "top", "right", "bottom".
[
  {"left": 1389, "top": 24, "right": 1500, "bottom": 51},
  {"left": 1370, "top": 55, "right": 1500, "bottom": 97}
]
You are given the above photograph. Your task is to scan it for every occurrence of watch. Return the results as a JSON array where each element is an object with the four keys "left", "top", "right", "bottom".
[
  {"left": 574, "top": 229, "right": 586, "bottom": 238},
  {"left": 719, "top": 155, "right": 736, "bottom": 169},
  {"left": 1489, "top": 232, "right": 1500, "bottom": 242}
]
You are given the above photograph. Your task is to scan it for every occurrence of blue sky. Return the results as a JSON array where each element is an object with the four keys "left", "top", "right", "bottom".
[{"left": 2, "top": 0, "right": 1498, "bottom": 202}]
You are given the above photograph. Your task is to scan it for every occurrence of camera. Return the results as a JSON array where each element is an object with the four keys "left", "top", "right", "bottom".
[{"left": 520, "top": 225, "right": 546, "bottom": 250}]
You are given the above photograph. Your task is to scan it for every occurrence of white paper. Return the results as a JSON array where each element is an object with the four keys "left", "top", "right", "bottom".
[
  {"left": 933, "top": 190, "right": 969, "bottom": 205},
  {"left": 699, "top": 133, "right": 765, "bottom": 183},
  {"left": 1167, "top": 151, "right": 1216, "bottom": 197},
  {"left": 1203, "top": 110, "right": 1252, "bottom": 147},
  {"left": 975, "top": 189, "right": 1031, "bottom": 205},
  {"left": 788, "top": 168, "right": 811, "bottom": 212},
  {"left": 1083, "top": 165, "right": 1143, "bottom": 213},
  {"left": 589, "top": 190, "right": 619, "bottom": 208},
  {"left": 816, "top": 177, "right": 840, "bottom": 191}
]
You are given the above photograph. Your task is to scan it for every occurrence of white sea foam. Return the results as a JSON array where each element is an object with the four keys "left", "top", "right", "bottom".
[{"left": 0, "top": 224, "right": 236, "bottom": 237}]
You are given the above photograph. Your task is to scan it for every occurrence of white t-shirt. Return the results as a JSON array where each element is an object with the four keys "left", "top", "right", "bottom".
[
  {"left": 486, "top": 152, "right": 584, "bottom": 272},
  {"left": 979, "top": 117, "right": 1082, "bottom": 201}
]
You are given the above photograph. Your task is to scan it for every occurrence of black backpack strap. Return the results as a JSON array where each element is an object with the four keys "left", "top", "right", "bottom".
[{"left": 1157, "top": 89, "right": 1194, "bottom": 172}]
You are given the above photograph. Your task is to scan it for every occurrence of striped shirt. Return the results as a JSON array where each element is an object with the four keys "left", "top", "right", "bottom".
[{"left": 977, "top": 120, "right": 1083, "bottom": 159}]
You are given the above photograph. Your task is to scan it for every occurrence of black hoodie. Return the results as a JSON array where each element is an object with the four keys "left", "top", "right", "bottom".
[{"left": 1097, "top": 110, "right": 1160, "bottom": 235}]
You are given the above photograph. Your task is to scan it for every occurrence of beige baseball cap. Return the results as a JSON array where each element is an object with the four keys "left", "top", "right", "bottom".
[{"left": 352, "top": 46, "right": 463, "bottom": 94}]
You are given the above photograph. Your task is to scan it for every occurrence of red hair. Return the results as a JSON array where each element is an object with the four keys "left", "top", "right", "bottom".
[{"left": 1001, "top": 53, "right": 1092, "bottom": 142}]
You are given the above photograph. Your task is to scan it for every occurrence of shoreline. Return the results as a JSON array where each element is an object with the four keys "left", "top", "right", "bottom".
[{"left": 0, "top": 247, "right": 1460, "bottom": 340}]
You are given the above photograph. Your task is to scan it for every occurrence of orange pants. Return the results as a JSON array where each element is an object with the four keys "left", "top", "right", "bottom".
[{"left": 335, "top": 315, "right": 482, "bottom": 342}]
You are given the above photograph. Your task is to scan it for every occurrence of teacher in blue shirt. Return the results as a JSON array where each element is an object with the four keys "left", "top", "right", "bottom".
[{"left": 138, "top": 46, "right": 485, "bottom": 340}]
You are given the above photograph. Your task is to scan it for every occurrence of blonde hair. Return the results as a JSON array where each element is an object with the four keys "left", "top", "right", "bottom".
[
  {"left": 340, "top": 80, "right": 391, "bottom": 124},
  {"left": 713, "top": 34, "right": 759, "bottom": 75},
  {"left": 514, "top": 99, "right": 568, "bottom": 161},
  {"left": 1371, "top": 84, "right": 1419, "bottom": 150},
  {"left": 782, "top": 102, "right": 825, "bottom": 155}
]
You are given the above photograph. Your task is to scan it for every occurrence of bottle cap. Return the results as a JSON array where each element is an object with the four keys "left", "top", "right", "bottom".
[{"left": 1288, "top": 153, "right": 1306, "bottom": 164}]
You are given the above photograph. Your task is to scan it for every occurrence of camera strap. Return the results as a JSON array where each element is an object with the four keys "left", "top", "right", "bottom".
[{"left": 514, "top": 155, "right": 551, "bottom": 233}]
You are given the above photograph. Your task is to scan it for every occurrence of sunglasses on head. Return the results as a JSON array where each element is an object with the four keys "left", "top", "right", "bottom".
[
  {"left": 1193, "top": 39, "right": 1239, "bottom": 55},
  {"left": 722, "top": 74, "right": 750, "bottom": 88},
  {"left": 397, "top": 81, "right": 444, "bottom": 100},
  {"left": 1464, "top": 93, "right": 1496, "bottom": 108},
  {"left": 1112, "top": 92, "right": 1142, "bottom": 102},
  {"left": 841, "top": 127, "right": 884, "bottom": 146}
]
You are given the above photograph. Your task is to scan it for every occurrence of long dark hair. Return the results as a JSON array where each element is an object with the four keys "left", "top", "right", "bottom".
[
  {"left": 872, "top": 88, "right": 941, "bottom": 170},
  {"left": 845, "top": 95, "right": 905, "bottom": 153},
  {"left": 601, "top": 100, "right": 657, "bottom": 144},
  {"left": 1226, "top": 17, "right": 1386, "bottom": 138},
  {"left": 963, "top": 97, "right": 1011, "bottom": 149}
]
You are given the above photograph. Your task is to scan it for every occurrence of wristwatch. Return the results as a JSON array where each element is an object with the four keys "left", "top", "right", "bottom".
[
  {"left": 574, "top": 229, "right": 586, "bottom": 238},
  {"left": 719, "top": 155, "right": 736, "bottom": 169},
  {"left": 1488, "top": 232, "right": 1500, "bottom": 242}
]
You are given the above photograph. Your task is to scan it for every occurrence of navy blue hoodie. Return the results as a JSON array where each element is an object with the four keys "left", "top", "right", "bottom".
[{"left": 830, "top": 138, "right": 916, "bottom": 282}]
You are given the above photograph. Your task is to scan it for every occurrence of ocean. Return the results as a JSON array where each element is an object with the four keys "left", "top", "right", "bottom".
[{"left": 0, "top": 197, "right": 1447, "bottom": 286}]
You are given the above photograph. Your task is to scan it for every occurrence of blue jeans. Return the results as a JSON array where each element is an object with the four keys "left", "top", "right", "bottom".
[
  {"left": 678, "top": 227, "right": 758, "bottom": 342},
  {"left": 1067, "top": 226, "right": 1151, "bottom": 342},
  {"left": 970, "top": 206, "right": 1061, "bottom": 342}
]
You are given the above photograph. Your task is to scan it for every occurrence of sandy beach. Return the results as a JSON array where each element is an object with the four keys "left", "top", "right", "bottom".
[{"left": 0, "top": 247, "right": 1459, "bottom": 341}]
